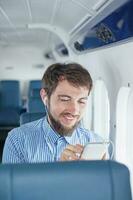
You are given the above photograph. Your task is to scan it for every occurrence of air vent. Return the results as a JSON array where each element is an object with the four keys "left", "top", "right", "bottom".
[
  {"left": 5, "top": 66, "right": 14, "bottom": 70},
  {"left": 32, "top": 64, "right": 44, "bottom": 69},
  {"left": 74, "top": 42, "right": 85, "bottom": 51},
  {"left": 55, "top": 44, "right": 69, "bottom": 56},
  {"left": 44, "top": 52, "right": 55, "bottom": 60}
]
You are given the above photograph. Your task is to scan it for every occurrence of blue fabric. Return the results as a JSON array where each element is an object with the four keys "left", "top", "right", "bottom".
[
  {"left": 20, "top": 112, "right": 45, "bottom": 125},
  {"left": 0, "top": 80, "right": 21, "bottom": 109},
  {"left": 0, "top": 108, "right": 20, "bottom": 126},
  {"left": 2, "top": 116, "right": 102, "bottom": 163},
  {"left": 28, "top": 97, "right": 45, "bottom": 113},
  {"left": 0, "top": 161, "right": 132, "bottom": 200},
  {"left": 28, "top": 80, "right": 41, "bottom": 97},
  {"left": 31, "top": 89, "right": 40, "bottom": 98},
  {"left": 0, "top": 80, "right": 21, "bottom": 126}
]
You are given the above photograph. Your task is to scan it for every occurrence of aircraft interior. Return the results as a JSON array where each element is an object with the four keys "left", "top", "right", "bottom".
[{"left": 0, "top": 0, "right": 133, "bottom": 199}]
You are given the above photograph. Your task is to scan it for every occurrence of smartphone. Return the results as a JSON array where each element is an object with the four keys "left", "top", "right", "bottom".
[{"left": 81, "top": 142, "right": 109, "bottom": 160}]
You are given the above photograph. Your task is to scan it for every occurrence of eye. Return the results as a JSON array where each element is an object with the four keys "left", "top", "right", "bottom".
[
  {"left": 59, "top": 96, "right": 70, "bottom": 102},
  {"left": 78, "top": 99, "right": 87, "bottom": 105}
]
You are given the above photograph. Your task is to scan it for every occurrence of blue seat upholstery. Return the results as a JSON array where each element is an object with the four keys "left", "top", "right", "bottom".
[
  {"left": 28, "top": 87, "right": 45, "bottom": 113},
  {"left": 20, "top": 112, "right": 45, "bottom": 125},
  {"left": 0, "top": 80, "right": 21, "bottom": 126},
  {"left": 0, "top": 108, "right": 20, "bottom": 126},
  {"left": 0, "top": 161, "right": 132, "bottom": 200},
  {"left": 30, "top": 88, "right": 40, "bottom": 98},
  {"left": 28, "top": 80, "right": 41, "bottom": 97},
  {"left": 0, "top": 80, "right": 21, "bottom": 109},
  {"left": 27, "top": 93, "right": 45, "bottom": 113},
  {"left": 20, "top": 86, "right": 46, "bottom": 125}
]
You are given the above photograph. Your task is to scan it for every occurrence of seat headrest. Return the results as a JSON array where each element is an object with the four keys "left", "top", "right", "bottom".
[{"left": 0, "top": 161, "right": 132, "bottom": 200}]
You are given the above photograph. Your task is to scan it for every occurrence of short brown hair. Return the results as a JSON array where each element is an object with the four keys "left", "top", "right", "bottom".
[{"left": 42, "top": 63, "right": 93, "bottom": 98}]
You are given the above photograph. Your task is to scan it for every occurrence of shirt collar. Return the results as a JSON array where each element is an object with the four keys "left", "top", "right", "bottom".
[
  {"left": 64, "top": 130, "right": 78, "bottom": 145},
  {"left": 43, "top": 117, "right": 60, "bottom": 144}
]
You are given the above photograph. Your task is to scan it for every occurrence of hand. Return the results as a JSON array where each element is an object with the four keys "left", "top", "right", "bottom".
[
  {"left": 60, "top": 144, "right": 84, "bottom": 161},
  {"left": 102, "top": 153, "right": 106, "bottom": 160}
]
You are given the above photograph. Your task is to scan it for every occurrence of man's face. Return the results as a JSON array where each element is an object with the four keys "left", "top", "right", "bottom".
[{"left": 43, "top": 80, "right": 89, "bottom": 136}]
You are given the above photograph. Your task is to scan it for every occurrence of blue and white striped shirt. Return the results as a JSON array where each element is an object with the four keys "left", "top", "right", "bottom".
[{"left": 2, "top": 117, "right": 102, "bottom": 164}]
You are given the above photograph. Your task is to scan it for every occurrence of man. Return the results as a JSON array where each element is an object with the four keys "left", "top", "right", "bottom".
[{"left": 2, "top": 63, "right": 102, "bottom": 163}]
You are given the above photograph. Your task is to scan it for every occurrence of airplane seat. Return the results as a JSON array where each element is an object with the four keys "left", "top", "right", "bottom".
[
  {"left": 27, "top": 97, "right": 45, "bottom": 113},
  {"left": 28, "top": 80, "right": 41, "bottom": 97},
  {"left": 0, "top": 108, "right": 20, "bottom": 126},
  {"left": 30, "top": 88, "right": 40, "bottom": 98},
  {"left": 20, "top": 88, "right": 46, "bottom": 125},
  {"left": 0, "top": 160, "right": 132, "bottom": 200},
  {"left": 0, "top": 80, "right": 22, "bottom": 126},
  {"left": 27, "top": 88, "right": 45, "bottom": 113},
  {"left": 20, "top": 112, "right": 45, "bottom": 125}
]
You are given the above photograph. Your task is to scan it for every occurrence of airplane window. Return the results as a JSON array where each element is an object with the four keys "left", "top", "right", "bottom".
[
  {"left": 93, "top": 79, "right": 110, "bottom": 140},
  {"left": 116, "top": 86, "right": 133, "bottom": 193},
  {"left": 127, "top": 88, "right": 133, "bottom": 194},
  {"left": 116, "top": 87, "right": 131, "bottom": 163}
]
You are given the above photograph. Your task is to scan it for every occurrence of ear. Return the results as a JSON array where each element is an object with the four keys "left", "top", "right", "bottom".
[{"left": 40, "top": 88, "right": 48, "bottom": 105}]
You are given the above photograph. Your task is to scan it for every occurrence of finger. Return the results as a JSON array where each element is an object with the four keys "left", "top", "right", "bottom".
[
  {"left": 75, "top": 144, "right": 84, "bottom": 152},
  {"left": 102, "top": 153, "right": 106, "bottom": 160},
  {"left": 64, "top": 149, "right": 79, "bottom": 160},
  {"left": 60, "top": 149, "right": 79, "bottom": 161},
  {"left": 66, "top": 144, "right": 83, "bottom": 154}
]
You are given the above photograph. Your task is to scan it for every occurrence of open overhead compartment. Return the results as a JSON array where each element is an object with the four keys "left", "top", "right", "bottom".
[{"left": 69, "top": 0, "right": 132, "bottom": 53}]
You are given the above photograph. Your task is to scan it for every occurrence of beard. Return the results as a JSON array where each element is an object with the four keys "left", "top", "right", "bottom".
[{"left": 46, "top": 106, "right": 80, "bottom": 137}]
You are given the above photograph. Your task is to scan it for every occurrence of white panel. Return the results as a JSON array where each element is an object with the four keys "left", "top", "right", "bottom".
[
  {"left": 77, "top": 0, "right": 110, "bottom": 12},
  {"left": 92, "top": 0, "right": 109, "bottom": 11},
  {"left": 0, "top": 0, "right": 30, "bottom": 26},
  {"left": 30, "top": 0, "right": 56, "bottom": 23},
  {"left": 76, "top": 0, "right": 104, "bottom": 10},
  {"left": 55, "top": 0, "right": 88, "bottom": 32},
  {"left": 48, "top": 33, "right": 63, "bottom": 48},
  {"left": 0, "top": 10, "right": 12, "bottom": 27},
  {"left": 17, "top": 29, "right": 49, "bottom": 46},
  {"left": 116, "top": 87, "right": 131, "bottom": 162},
  {"left": 127, "top": 89, "right": 133, "bottom": 195},
  {"left": 2, "top": 29, "right": 50, "bottom": 47}
]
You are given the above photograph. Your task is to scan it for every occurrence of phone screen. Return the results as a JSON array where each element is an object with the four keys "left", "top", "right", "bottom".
[{"left": 81, "top": 142, "right": 109, "bottom": 160}]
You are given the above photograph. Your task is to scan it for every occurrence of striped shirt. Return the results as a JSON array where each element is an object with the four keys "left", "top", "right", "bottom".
[{"left": 2, "top": 117, "right": 102, "bottom": 164}]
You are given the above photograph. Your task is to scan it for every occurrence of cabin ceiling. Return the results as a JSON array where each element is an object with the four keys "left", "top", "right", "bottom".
[{"left": 0, "top": 0, "right": 126, "bottom": 54}]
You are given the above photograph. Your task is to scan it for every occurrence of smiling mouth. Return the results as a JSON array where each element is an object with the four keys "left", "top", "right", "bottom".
[{"left": 62, "top": 113, "right": 79, "bottom": 121}]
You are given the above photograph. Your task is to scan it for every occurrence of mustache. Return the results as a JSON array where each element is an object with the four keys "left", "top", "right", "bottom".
[{"left": 61, "top": 112, "right": 80, "bottom": 118}]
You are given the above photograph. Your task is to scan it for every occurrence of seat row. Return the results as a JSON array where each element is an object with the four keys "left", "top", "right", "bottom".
[{"left": 0, "top": 80, "right": 45, "bottom": 127}]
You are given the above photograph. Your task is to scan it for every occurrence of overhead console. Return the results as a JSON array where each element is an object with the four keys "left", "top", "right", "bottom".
[
  {"left": 69, "top": 0, "right": 132, "bottom": 53},
  {"left": 54, "top": 43, "right": 69, "bottom": 57}
]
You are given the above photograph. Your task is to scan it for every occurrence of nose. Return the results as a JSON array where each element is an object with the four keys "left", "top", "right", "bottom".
[{"left": 67, "top": 101, "right": 79, "bottom": 115}]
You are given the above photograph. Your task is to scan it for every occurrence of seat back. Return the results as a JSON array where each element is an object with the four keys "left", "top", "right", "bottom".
[
  {"left": 28, "top": 80, "right": 41, "bottom": 97},
  {"left": 20, "top": 112, "right": 45, "bottom": 125},
  {"left": 0, "top": 161, "right": 132, "bottom": 200},
  {"left": 27, "top": 89, "right": 44, "bottom": 113},
  {"left": 28, "top": 98, "right": 45, "bottom": 113},
  {"left": 0, "top": 80, "right": 21, "bottom": 109},
  {"left": 20, "top": 87, "right": 46, "bottom": 124},
  {"left": 0, "top": 80, "right": 21, "bottom": 126}
]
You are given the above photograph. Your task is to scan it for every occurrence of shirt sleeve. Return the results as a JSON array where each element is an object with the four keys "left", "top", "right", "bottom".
[{"left": 2, "top": 129, "right": 25, "bottom": 164}]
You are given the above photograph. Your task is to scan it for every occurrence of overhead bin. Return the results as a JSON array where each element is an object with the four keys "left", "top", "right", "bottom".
[{"left": 69, "top": 0, "right": 131, "bottom": 53}]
